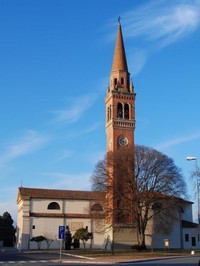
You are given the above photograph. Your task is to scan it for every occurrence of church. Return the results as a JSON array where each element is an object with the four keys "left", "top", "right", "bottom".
[{"left": 16, "top": 21, "right": 199, "bottom": 250}]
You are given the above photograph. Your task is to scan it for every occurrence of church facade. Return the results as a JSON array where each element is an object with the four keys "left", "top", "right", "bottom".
[
  {"left": 16, "top": 22, "right": 199, "bottom": 250},
  {"left": 16, "top": 187, "right": 106, "bottom": 250}
]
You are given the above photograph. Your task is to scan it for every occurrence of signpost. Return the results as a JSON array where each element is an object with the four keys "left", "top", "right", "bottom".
[
  {"left": 58, "top": 226, "right": 65, "bottom": 261},
  {"left": 58, "top": 226, "right": 65, "bottom": 240}
]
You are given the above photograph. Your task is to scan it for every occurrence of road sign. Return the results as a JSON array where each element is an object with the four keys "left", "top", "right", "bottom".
[{"left": 58, "top": 226, "right": 65, "bottom": 239}]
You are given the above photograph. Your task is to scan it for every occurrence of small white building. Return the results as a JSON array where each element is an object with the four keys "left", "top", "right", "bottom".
[{"left": 16, "top": 186, "right": 200, "bottom": 250}]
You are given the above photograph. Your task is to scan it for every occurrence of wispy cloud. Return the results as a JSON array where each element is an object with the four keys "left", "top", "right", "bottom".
[
  {"left": 155, "top": 131, "right": 200, "bottom": 150},
  {"left": 128, "top": 48, "right": 147, "bottom": 76},
  {"left": 108, "top": 0, "right": 200, "bottom": 75},
  {"left": 0, "top": 130, "right": 50, "bottom": 166},
  {"left": 40, "top": 172, "right": 92, "bottom": 191},
  {"left": 51, "top": 93, "right": 98, "bottom": 124},
  {"left": 53, "top": 150, "right": 73, "bottom": 163},
  {"left": 64, "top": 121, "right": 102, "bottom": 140},
  {"left": 51, "top": 122, "right": 102, "bottom": 163},
  {"left": 123, "top": 0, "right": 200, "bottom": 47}
]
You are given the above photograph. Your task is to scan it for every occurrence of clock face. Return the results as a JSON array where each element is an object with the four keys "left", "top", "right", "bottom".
[{"left": 118, "top": 136, "right": 128, "bottom": 146}]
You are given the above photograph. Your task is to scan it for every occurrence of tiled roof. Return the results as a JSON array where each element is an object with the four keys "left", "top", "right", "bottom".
[
  {"left": 17, "top": 187, "right": 191, "bottom": 205},
  {"left": 137, "top": 191, "right": 193, "bottom": 204},
  {"left": 182, "top": 219, "right": 198, "bottom": 228},
  {"left": 17, "top": 187, "right": 105, "bottom": 202}
]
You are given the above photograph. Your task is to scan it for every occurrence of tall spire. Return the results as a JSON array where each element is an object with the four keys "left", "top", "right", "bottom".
[{"left": 111, "top": 20, "right": 128, "bottom": 72}]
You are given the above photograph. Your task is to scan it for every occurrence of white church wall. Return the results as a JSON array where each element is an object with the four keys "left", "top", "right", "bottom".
[
  {"left": 65, "top": 200, "right": 90, "bottom": 214},
  {"left": 30, "top": 217, "right": 64, "bottom": 238},
  {"left": 182, "top": 227, "right": 200, "bottom": 249},
  {"left": 30, "top": 199, "right": 63, "bottom": 213},
  {"left": 30, "top": 217, "right": 65, "bottom": 249},
  {"left": 16, "top": 198, "right": 31, "bottom": 250},
  {"left": 92, "top": 219, "right": 107, "bottom": 249},
  {"left": 151, "top": 222, "right": 182, "bottom": 249},
  {"left": 28, "top": 216, "right": 105, "bottom": 249},
  {"left": 145, "top": 211, "right": 182, "bottom": 249}
]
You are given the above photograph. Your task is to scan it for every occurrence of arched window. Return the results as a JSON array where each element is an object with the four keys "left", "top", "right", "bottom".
[
  {"left": 107, "top": 107, "right": 110, "bottom": 122},
  {"left": 91, "top": 203, "right": 103, "bottom": 212},
  {"left": 114, "top": 78, "right": 118, "bottom": 89},
  {"left": 124, "top": 104, "right": 129, "bottom": 119},
  {"left": 117, "top": 103, "right": 123, "bottom": 118},
  {"left": 109, "top": 105, "right": 112, "bottom": 120},
  {"left": 47, "top": 202, "right": 60, "bottom": 210},
  {"left": 121, "top": 77, "right": 124, "bottom": 85}
]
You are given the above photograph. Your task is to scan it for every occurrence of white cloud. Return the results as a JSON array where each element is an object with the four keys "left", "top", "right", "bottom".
[
  {"left": 51, "top": 122, "right": 102, "bottom": 163},
  {"left": 106, "top": 0, "right": 200, "bottom": 75},
  {"left": 64, "top": 121, "right": 102, "bottom": 141},
  {"left": 128, "top": 48, "right": 147, "bottom": 76},
  {"left": 0, "top": 130, "right": 49, "bottom": 166},
  {"left": 40, "top": 172, "right": 92, "bottom": 191},
  {"left": 52, "top": 93, "right": 98, "bottom": 124},
  {"left": 53, "top": 150, "right": 73, "bottom": 163},
  {"left": 155, "top": 131, "right": 200, "bottom": 150},
  {"left": 123, "top": 0, "right": 200, "bottom": 47}
]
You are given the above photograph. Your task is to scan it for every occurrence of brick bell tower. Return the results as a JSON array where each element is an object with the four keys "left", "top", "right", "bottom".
[
  {"left": 105, "top": 20, "right": 136, "bottom": 154},
  {"left": 105, "top": 20, "right": 136, "bottom": 247}
]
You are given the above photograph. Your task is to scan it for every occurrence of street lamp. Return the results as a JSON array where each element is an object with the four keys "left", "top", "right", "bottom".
[{"left": 186, "top": 156, "right": 199, "bottom": 223}]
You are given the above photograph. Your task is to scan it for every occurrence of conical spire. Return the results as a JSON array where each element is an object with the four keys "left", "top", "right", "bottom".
[{"left": 111, "top": 20, "right": 128, "bottom": 72}]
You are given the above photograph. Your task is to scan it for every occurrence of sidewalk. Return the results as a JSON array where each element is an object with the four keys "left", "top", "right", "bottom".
[{"left": 0, "top": 247, "right": 18, "bottom": 253}]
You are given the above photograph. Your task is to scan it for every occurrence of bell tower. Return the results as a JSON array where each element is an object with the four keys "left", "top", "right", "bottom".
[
  {"left": 105, "top": 20, "right": 136, "bottom": 154},
  {"left": 105, "top": 20, "right": 136, "bottom": 232}
]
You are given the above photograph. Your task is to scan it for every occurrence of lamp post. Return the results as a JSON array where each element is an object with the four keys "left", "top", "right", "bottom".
[{"left": 186, "top": 156, "right": 199, "bottom": 223}]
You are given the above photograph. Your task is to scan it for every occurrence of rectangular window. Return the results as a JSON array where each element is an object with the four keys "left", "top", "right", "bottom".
[
  {"left": 32, "top": 225, "right": 35, "bottom": 229},
  {"left": 185, "top": 234, "right": 189, "bottom": 242}
]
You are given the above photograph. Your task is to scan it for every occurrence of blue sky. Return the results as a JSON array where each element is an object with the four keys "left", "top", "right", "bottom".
[{"left": 1, "top": 0, "right": 200, "bottom": 222}]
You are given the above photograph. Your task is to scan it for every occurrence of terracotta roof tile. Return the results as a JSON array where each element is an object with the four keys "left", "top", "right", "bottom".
[{"left": 18, "top": 187, "right": 105, "bottom": 201}]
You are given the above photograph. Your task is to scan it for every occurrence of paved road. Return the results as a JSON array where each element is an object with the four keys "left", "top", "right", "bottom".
[
  {"left": 0, "top": 248, "right": 93, "bottom": 265},
  {"left": 125, "top": 255, "right": 200, "bottom": 265},
  {"left": 1, "top": 249, "right": 200, "bottom": 266}
]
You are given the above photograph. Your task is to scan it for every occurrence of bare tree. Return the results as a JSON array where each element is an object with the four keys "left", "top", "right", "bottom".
[
  {"left": 91, "top": 159, "right": 107, "bottom": 192},
  {"left": 90, "top": 145, "right": 187, "bottom": 247}
]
